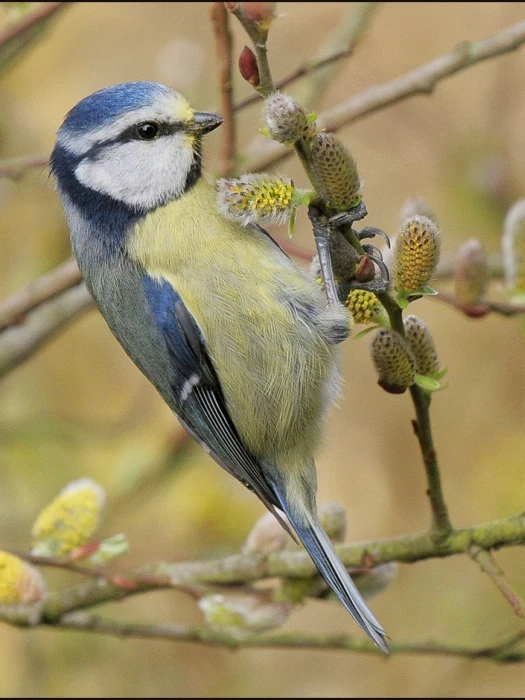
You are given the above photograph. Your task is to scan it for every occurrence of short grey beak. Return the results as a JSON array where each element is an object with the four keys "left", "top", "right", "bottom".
[{"left": 192, "top": 112, "right": 224, "bottom": 136}]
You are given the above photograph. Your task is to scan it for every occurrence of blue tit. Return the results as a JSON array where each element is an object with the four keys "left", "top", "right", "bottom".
[{"left": 50, "top": 81, "right": 388, "bottom": 653}]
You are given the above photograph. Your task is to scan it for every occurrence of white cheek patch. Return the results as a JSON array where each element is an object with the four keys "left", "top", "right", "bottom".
[{"left": 74, "top": 133, "right": 196, "bottom": 209}]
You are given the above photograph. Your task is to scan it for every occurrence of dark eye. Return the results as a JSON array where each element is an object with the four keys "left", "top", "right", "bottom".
[{"left": 136, "top": 122, "right": 160, "bottom": 141}]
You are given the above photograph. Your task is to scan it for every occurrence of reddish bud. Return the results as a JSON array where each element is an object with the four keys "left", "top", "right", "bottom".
[
  {"left": 238, "top": 45, "right": 260, "bottom": 87},
  {"left": 355, "top": 255, "right": 376, "bottom": 283},
  {"left": 69, "top": 541, "right": 102, "bottom": 561},
  {"left": 241, "top": 2, "right": 275, "bottom": 25}
]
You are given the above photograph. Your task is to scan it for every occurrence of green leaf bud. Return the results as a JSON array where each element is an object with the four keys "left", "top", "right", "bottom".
[
  {"left": 454, "top": 238, "right": 488, "bottom": 306},
  {"left": 264, "top": 91, "right": 316, "bottom": 145},
  {"left": 502, "top": 199, "right": 525, "bottom": 297},
  {"left": 318, "top": 502, "right": 346, "bottom": 543},
  {"left": 198, "top": 593, "right": 293, "bottom": 640}
]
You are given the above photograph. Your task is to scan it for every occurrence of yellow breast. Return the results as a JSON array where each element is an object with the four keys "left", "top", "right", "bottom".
[{"left": 127, "top": 177, "right": 334, "bottom": 464}]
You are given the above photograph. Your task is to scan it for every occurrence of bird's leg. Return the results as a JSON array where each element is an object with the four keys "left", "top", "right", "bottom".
[
  {"left": 327, "top": 208, "right": 391, "bottom": 297},
  {"left": 307, "top": 206, "right": 339, "bottom": 308}
]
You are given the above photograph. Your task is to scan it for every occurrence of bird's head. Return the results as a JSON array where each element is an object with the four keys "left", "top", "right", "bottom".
[{"left": 51, "top": 81, "right": 223, "bottom": 212}]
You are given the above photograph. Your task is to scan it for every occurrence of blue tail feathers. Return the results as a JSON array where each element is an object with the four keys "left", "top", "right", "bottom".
[{"left": 273, "top": 489, "right": 389, "bottom": 654}]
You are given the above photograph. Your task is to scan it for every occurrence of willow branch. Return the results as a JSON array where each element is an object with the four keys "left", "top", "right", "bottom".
[
  {"left": 0, "top": 282, "right": 93, "bottom": 377},
  {"left": 0, "top": 154, "right": 49, "bottom": 179},
  {"left": 0, "top": 258, "right": 82, "bottom": 331},
  {"left": 22, "top": 614, "right": 519, "bottom": 662},
  {"left": 293, "top": 1, "right": 379, "bottom": 110},
  {"left": 31, "top": 511, "right": 525, "bottom": 618},
  {"left": 211, "top": 2, "right": 236, "bottom": 177},
  {"left": 409, "top": 385, "right": 453, "bottom": 538},
  {"left": 469, "top": 546, "right": 525, "bottom": 619},
  {"left": 234, "top": 2, "right": 379, "bottom": 112},
  {"left": 245, "top": 18, "right": 525, "bottom": 172},
  {"left": 0, "top": 1, "right": 69, "bottom": 73},
  {"left": 435, "top": 290, "right": 525, "bottom": 319}
]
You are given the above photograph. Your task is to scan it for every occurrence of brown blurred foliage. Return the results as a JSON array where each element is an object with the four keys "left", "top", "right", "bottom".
[{"left": 1, "top": 2, "right": 525, "bottom": 697}]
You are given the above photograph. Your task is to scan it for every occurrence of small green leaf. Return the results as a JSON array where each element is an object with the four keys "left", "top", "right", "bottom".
[
  {"left": 292, "top": 188, "right": 314, "bottom": 208},
  {"left": 288, "top": 207, "right": 297, "bottom": 237},
  {"left": 414, "top": 374, "right": 442, "bottom": 392},
  {"left": 435, "top": 366, "right": 448, "bottom": 380},
  {"left": 87, "top": 534, "right": 130, "bottom": 565},
  {"left": 352, "top": 325, "right": 382, "bottom": 340},
  {"left": 307, "top": 112, "right": 317, "bottom": 123},
  {"left": 395, "top": 290, "right": 409, "bottom": 309},
  {"left": 419, "top": 286, "right": 438, "bottom": 296}
]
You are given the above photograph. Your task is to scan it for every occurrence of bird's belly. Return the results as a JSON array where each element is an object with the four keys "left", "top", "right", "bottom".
[{"left": 162, "top": 267, "right": 336, "bottom": 463}]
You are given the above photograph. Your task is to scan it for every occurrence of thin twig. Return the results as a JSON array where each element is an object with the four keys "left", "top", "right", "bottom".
[
  {"left": 210, "top": 2, "right": 236, "bottom": 177},
  {"left": 0, "top": 283, "right": 93, "bottom": 377},
  {"left": 234, "top": 2, "right": 379, "bottom": 112},
  {"left": 0, "top": 1, "right": 68, "bottom": 47},
  {"left": 34, "top": 511, "right": 525, "bottom": 618},
  {"left": 469, "top": 546, "right": 525, "bottom": 619},
  {"left": 409, "top": 384, "right": 453, "bottom": 538},
  {"left": 227, "top": 3, "right": 275, "bottom": 97},
  {"left": 435, "top": 290, "right": 525, "bottom": 319},
  {"left": 0, "top": 258, "right": 82, "bottom": 331},
  {"left": 36, "top": 615, "right": 525, "bottom": 662},
  {"left": 245, "top": 18, "right": 525, "bottom": 172},
  {"left": 293, "top": 1, "right": 380, "bottom": 110},
  {"left": 377, "top": 291, "right": 452, "bottom": 538},
  {"left": 0, "top": 154, "right": 49, "bottom": 179},
  {"left": 0, "top": 1, "right": 69, "bottom": 73}
]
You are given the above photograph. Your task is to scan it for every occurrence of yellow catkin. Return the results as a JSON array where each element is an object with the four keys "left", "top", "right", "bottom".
[
  {"left": 371, "top": 329, "right": 416, "bottom": 391},
  {"left": 31, "top": 478, "right": 105, "bottom": 556},
  {"left": 217, "top": 175, "right": 294, "bottom": 226},
  {"left": 0, "top": 551, "right": 46, "bottom": 605},
  {"left": 310, "top": 133, "right": 361, "bottom": 210},
  {"left": 403, "top": 314, "right": 440, "bottom": 377},
  {"left": 393, "top": 215, "right": 441, "bottom": 293},
  {"left": 345, "top": 289, "right": 383, "bottom": 324}
]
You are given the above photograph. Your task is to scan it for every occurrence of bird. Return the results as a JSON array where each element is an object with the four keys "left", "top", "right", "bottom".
[{"left": 50, "top": 81, "right": 389, "bottom": 653}]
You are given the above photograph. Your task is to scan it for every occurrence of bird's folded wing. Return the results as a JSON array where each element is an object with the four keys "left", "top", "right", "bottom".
[{"left": 143, "top": 274, "right": 291, "bottom": 531}]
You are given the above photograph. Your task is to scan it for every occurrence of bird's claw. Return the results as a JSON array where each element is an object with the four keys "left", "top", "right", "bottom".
[
  {"left": 355, "top": 226, "right": 391, "bottom": 249},
  {"left": 329, "top": 200, "right": 368, "bottom": 228},
  {"left": 362, "top": 244, "right": 383, "bottom": 261}
]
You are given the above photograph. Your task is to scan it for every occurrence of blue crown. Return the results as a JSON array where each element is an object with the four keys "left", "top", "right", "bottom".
[{"left": 61, "top": 81, "right": 170, "bottom": 133}]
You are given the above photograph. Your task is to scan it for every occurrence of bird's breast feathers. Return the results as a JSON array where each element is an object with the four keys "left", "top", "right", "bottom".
[{"left": 126, "top": 177, "right": 340, "bottom": 460}]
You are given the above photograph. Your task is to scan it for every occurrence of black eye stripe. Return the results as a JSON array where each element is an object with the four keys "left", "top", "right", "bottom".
[
  {"left": 88, "top": 122, "right": 185, "bottom": 152},
  {"left": 79, "top": 121, "right": 187, "bottom": 161}
]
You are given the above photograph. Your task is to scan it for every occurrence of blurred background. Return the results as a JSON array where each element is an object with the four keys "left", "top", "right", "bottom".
[{"left": 1, "top": 2, "right": 525, "bottom": 697}]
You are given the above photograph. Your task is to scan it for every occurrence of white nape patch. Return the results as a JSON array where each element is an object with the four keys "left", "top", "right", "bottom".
[
  {"left": 74, "top": 130, "right": 196, "bottom": 209},
  {"left": 180, "top": 374, "right": 200, "bottom": 403},
  {"left": 59, "top": 91, "right": 192, "bottom": 156}
]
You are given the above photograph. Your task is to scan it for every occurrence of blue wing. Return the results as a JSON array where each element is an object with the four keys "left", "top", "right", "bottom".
[{"left": 142, "top": 274, "right": 292, "bottom": 532}]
